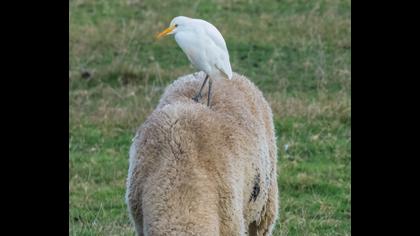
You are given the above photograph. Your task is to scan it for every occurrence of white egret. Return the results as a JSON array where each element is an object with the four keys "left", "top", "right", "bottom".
[{"left": 156, "top": 16, "right": 233, "bottom": 106}]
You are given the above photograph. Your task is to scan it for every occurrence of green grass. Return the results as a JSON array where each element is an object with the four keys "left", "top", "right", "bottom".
[{"left": 69, "top": 0, "right": 351, "bottom": 235}]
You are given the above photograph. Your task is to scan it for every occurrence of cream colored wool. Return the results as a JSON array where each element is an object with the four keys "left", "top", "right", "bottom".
[{"left": 126, "top": 72, "right": 279, "bottom": 236}]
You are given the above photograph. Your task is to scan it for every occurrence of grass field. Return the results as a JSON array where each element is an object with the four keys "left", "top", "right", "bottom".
[{"left": 69, "top": 0, "right": 351, "bottom": 235}]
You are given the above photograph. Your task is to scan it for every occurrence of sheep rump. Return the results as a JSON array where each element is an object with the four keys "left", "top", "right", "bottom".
[{"left": 126, "top": 72, "right": 279, "bottom": 236}]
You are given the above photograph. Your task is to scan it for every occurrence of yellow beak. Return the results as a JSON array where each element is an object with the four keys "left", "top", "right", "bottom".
[{"left": 156, "top": 25, "right": 175, "bottom": 40}]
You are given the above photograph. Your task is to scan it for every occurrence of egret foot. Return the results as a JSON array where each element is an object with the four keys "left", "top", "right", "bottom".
[
  {"left": 192, "top": 74, "right": 209, "bottom": 102},
  {"left": 192, "top": 94, "right": 202, "bottom": 102}
]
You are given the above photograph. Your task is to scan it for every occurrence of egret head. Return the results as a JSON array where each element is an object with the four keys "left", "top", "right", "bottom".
[{"left": 156, "top": 16, "right": 192, "bottom": 39}]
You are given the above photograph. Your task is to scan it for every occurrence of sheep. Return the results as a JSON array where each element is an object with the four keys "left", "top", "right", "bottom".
[{"left": 126, "top": 71, "right": 279, "bottom": 236}]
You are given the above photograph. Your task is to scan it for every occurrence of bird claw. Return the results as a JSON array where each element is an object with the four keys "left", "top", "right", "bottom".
[{"left": 192, "top": 94, "right": 201, "bottom": 102}]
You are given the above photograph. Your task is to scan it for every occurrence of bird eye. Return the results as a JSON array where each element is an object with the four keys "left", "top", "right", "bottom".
[{"left": 175, "top": 24, "right": 178, "bottom": 27}]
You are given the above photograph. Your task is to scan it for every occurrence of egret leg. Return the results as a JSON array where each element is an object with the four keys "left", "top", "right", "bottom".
[
  {"left": 207, "top": 79, "right": 212, "bottom": 107},
  {"left": 192, "top": 74, "right": 209, "bottom": 102}
]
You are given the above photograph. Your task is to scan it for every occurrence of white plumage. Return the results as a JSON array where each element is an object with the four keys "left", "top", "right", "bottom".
[{"left": 157, "top": 16, "right": 233, "bottom": 106}]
